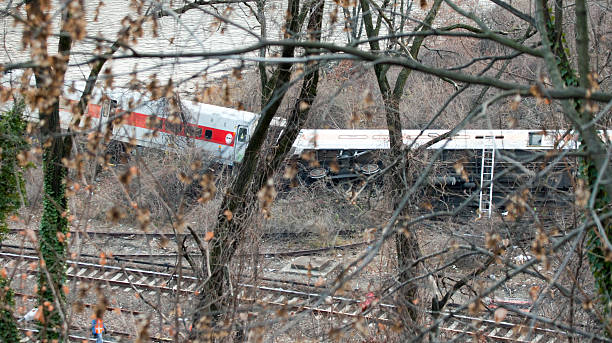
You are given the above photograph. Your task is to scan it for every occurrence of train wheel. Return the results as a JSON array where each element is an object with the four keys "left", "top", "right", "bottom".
[
  {"left": 106, "top": 140, "right": 127, "bottom": 164},
  {"left": 360, "top": 163, "right": 380, "bottom": 175},
  {"left": 308, "top": 167, "right": 327, "bottom": 180}
]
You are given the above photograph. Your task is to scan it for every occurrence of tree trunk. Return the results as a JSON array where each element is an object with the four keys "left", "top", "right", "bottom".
[
  {"left": 26, "top": 0, "right": 74, "bottom": 339},
  {"left": 190, "top": 0, "right": 303, "bottom": 337},
  {"left": 536, "top": 0, "right": 612, "bottom": 333},
  {"left": 359, "top": 0, "right": 442, "bottom": 325}
]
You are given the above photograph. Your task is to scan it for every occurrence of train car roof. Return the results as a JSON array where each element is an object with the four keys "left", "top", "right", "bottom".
[
  {"left": 62, "top": 81, "right": 261, "bottom": 125},
  {"left": 180, "top": 100, "right": 259, "bottom": 125}
]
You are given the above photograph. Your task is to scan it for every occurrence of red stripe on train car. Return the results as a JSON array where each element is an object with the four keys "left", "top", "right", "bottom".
[
  {"left": 65, "top": 100, "right": 235, "bottom": 146},
  {"left": 124, "top": 110, "right": 235, "bottom": 146},
  {"left": 127, "top": 111, "right": 148, "bottom": 128},
  {"left": 87, "top": 103, "right": 101, "bottom": 118}
]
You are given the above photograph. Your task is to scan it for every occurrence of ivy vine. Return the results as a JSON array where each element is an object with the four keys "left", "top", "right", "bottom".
[
  {"left": 37, "top": 112, "right": 69, "bottom": 341},
  {"left": 547, "top": 10, "right": 611, "bottom": 320},
  {"left": 0, "top": 100, "right": 28, "bottom": 343}
]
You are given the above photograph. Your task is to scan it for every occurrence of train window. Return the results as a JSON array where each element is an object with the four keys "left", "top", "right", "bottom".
[
  {"left": 186, "top": 125, "right": 203, "bottom": 138},
  {"left": 529, "top": 132, "right": 543, "bottom": 146},
  {"left": 237, "top": 128, "right": 247, "bottom": 142},
  {"left": 166, "top": 122, "right": 184, "bottom": 135},
  {"left": 100, "top": 99, "right": 117, "bottom": 117},
  {"left": 109, "top": 100, "right": 117, "bottom": 115},
  {"left": 205, "top": 129, "right": 213, "bottom": 140}
]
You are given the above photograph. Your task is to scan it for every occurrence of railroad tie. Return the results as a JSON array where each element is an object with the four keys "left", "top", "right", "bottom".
[
  {"left": 87, "top": 269, "right": 98, "bottom": 278},
  {"left": 102, "top": 271, "right": 113, "bottom": 278},
  {"left": 517, "top": 332, "right": 529, "bottom": 342},
  {"left": 339, "top": 303, "right": 352, "bottom": 314},
  {"left": 445, "top": 321, "right": 459, "bottom": 332},
  {"left": 130, "top": 275, "right": 148, "bottom": 287},
  {"left": 110, "top": 273, "right": 122, "bottom": 290},
  {"left": 123, "top": 274, "right": 136, "bottom": 291},
  {"left": 349, "top": 307, "right": 360, "bottom": 316},
  {"left": 488, "top": 327, "right": 500, "bottom": 337},
  {"left": 148, "top": 277, "right": 161, "bottom": 289}
]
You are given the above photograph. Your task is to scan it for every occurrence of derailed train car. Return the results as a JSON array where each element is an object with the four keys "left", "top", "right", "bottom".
[
  {"left": 291, "top": 129, "right": 590, "bottom": 179},
  {"left": 2, "top": 80, "right": 266, "bottom": 165}
]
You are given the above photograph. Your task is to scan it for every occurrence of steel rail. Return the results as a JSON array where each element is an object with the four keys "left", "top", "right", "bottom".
[
  {"left": 1, "top": 252, "right": 582, "bottom": 342},
  {"left": 2, "top": 239, "right": 374, "bottom": 258}
]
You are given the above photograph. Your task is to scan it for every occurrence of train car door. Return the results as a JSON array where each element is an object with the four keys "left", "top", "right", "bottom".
[
  {"left": 234, "top": 125, "right": 249, "bottom": 163},
  {"left": 100, "top": 99, "right": 117, "bottom": 132}
]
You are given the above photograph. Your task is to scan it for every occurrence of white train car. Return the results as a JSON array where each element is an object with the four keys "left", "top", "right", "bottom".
[
  {"left": 1, "top": 79, "right": 260, "bottom": 165},
  {"left": 291, "top": 129, "right": 610, "bottom": 181},
  {"left": 58, "top": 82, "right": 258, "bottom": 165},
  {"left": 291, "top": 129, "right": 594, "bottom": 154}
]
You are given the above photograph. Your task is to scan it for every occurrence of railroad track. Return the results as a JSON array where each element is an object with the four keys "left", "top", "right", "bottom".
[
  {"left": 7, "top": 227, "right": 361, "bottom": 242},
  {"left": 2, "top": 239, "right": 373, "bottom": 260},
  {"left": 14, "top": 291, "right": 173, "bottom": 342},
  {"left": 2, "top": 252, "right": 580, "bottom": 342}
]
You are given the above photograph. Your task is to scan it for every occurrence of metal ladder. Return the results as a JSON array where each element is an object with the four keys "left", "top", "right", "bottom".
[{"left": 479, "top": 141, "right": 496, "bottom": 217}]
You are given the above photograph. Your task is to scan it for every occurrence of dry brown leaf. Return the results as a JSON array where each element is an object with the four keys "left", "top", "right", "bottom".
[
  {"left": 204, "top": 231, "right": 214, "bottom": 242},
  {"left": 494, "top": 308, "right": 508, "bottom": 323},
  {"left": 529, "top": 286, "right": 539, "bottom": 301},
  {"left": 314, "top": 277, "right": 325, "bottom": 287},
  {"left": 223, "top": 210, "right": 233, "bottom": 221}
]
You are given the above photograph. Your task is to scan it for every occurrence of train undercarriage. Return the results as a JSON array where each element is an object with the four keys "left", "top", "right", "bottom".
[{"left": 293, "top": 148, "right": 576, "bottom": 214}]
